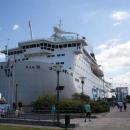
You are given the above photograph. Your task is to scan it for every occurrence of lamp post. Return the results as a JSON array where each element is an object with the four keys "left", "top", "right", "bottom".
[
  {"left": 50, "top": 64, "right": 63, "bottom": 123},
  {"left": 15, "top": 81, "right": 18, "bottom": 109},
  {"left": 80, "top": 77, "right": 86, "bottom": 96}
]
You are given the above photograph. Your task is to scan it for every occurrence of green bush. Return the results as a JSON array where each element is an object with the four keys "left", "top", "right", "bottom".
[
  {"left": 32, "top": 95, "right": 110, "bottom": 113},
  {"left": 126, "top": 95, "right": 130, "bottom": 102},
  {"left": 72, "top": 93, "right": 90, "bottom": 101},
  {"left": 91, "top": 101, "right": 110, "bottom": 113},
  {"left": 32, "top": 95, "right": 56, "bottom": 110},
  {"left": 59, "top": 99, "right": 85, "bottom": 113}
]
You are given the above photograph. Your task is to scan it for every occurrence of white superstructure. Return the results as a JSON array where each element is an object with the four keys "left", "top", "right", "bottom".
[{"left": 0, "top": 26, "right": 109, "bottom": 105}]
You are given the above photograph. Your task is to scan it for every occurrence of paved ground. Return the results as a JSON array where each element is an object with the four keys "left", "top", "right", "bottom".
[
  {"left": 1, "top": 105, "right": 130, "bottom": 130},
  {"left": 74, "top": 104, "right": 130, "bottom": 130}
]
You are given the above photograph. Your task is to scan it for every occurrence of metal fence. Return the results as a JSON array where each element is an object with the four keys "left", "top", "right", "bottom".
[{"left": 2, "top": 107, "right": 84, "bottom": 121}]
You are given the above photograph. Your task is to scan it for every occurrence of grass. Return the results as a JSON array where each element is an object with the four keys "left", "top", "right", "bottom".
[{"left": 0, "top": 125, "right": 64, "bottom": 130}]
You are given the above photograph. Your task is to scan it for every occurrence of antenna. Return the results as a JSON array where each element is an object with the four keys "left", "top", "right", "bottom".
[
  {"left": 58, "top": 17, "right": 63, "bottom": 29},
  {"left": 29, "top": 20, "right": 33, "bottom": 40},
  {"left": 5, "top": 38, "right": 10, "bottom": 61}
]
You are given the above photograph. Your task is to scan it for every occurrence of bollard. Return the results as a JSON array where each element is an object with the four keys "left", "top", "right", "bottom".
[{"left": 65, "top": 114, "right": 70, "bottom": 130}]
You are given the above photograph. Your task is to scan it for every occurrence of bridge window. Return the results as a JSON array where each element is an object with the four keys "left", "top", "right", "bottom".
[
  {"left": 68, "top": 44, "right": 72, "bottom": 47},
  {"left": 77, "top": 43, "right": 81, "bottom": 46},
  {"left": 37, "top": 44, "right": 40, "bottom": 47},
  {"left": 72, "top": 43, "right": 76, "bottom": 47},
  {"left": 48, "top": 44, "right": 51, "bottom": 47},
  {"left": 59, "top": 45, "right": 63, "bottom": 48},
  {"left": 52, "top": 45, "right": 55, "bottom": 48},
  {"left": 56, "top": 45, "right": 59, "bottom": 49},
  {"left": 26, "top": 45, "right": 29, "bottom": 49},
  {"left": 0, "top": 66, "right": 3, "bottom": 69},
  {"left": 44, "top": 43, "right": 47, "bottom": 46},
  {"left": 63, "top": 44, "right": 67, "bottom": 48},
  {"left": 40, "top": 43, "right": 43, "bottom": 46}
]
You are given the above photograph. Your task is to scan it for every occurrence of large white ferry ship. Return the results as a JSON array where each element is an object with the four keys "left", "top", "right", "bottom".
[{"left": 0, "top": 25, "right": 111, "bottom": 105}]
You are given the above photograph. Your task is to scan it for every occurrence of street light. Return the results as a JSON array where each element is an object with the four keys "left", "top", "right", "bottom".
[
  {"left": 50, "top": 64, "right": 63, "bottom": 123},
  {"left": 80, "top": 77, "right": 86, "bottom": 96},
  {"left": 15, "top": 81, "right": 18, "bottom": 110}
]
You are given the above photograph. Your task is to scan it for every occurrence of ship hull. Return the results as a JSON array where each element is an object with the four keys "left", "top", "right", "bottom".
[
  {"left": 0, "top": 61, "right": 76, "bottom": 105},
  {"left": 0, "top": 61, "right": 106, "bottom": 105}
]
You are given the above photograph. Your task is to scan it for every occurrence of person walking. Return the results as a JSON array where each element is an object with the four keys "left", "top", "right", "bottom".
[
  {"left": 123, "top": 101, "right": 127, "bottom": 112},
  {"left": 51, "top": 104, "right": 56, "bottom": 122},
  {"left": 84, "top": 103, "right": 92, "bottom": 122},
  {"left": 116, "top": 102, "right": 119, "bottom": 109},
  {"left": 118, "top": 101, "right": 123, "bottom": 112}
]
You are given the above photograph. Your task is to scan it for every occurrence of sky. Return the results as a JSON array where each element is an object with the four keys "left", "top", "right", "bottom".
[{"left": 0, "top": 0, "right": 130, "bottom": 90}]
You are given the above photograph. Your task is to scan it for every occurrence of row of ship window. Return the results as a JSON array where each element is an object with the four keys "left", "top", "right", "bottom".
[
  {"left": 78, "top": 56, "right": 90, "bottom": 67},
  {"left": 7, "top": 46, "right": 65, "bottom": 56},
  {"left": 74, "top": 63, "right": 87, "bottom": 73},
  {"left": 47, "top": 53, "right": 65, "bottom": 58},
  {"left": 7, "top": 47, "right": 54, "bottom": 56},
  {"left": 7, "top": 42, "right": 81, "bottom": 56},
  {"left": 8, "top": 50, "right": 25, "bottom": 55},
  {"left": 0, "top": 58, "right": 29, "bottom": 70},
  {"left": 0, "top": 65, "right": 41, "bottom": 70},
  {"left": 22, "top": 42, "right": 81, "bottom": 49},
  {"left": 15, "top": 58, "right": 29, "bottom": 62},
  {"left": 11, "top": 58, "right": 29, "bottom": 63},
  {"left": 26, "top": 65, "right": 40, "bottom": 69}
]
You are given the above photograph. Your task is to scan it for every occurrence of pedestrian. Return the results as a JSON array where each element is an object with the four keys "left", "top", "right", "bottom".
[
  {"left": 1, "top": 108, "right": 5, "bottom": 118},
  {"left": 118, "top": 101, "right": 123, "bottom": 112},
  {"left": 15, "top": 109, "right": 20, "bottom": 117},
  {"left": 51, "top": 105, "right": 56, "bottom": 121},
  {"left": 123, "top": 101, "right": 127, "bottom": 112},
  {"left": 84, "top": 103, "right": 92, "bottom": 122},
  {"left": 116, "top": 102, "right": 119, "bottom": 109},
  {"left": 13, "top": 102, "right": 16, "bottom": 110},
  {"left": 18, "top": 102, "right": 23, "bottom": 111}
]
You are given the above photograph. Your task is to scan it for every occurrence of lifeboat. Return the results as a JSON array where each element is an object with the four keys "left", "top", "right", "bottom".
[{"left": 91, "top": 64, "right": 104, "bottom": 77}]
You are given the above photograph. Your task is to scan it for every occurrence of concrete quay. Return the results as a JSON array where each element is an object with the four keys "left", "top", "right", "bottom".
[
  {"left": 74, "top": 104, "right": 130, "bottom": 130},
  {"left": 0, "top": 105, "right": 130, "bottom": 130}
]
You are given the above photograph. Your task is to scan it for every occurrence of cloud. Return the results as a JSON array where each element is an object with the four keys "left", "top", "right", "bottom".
[
  {"left": 114, "top": 72, "right": 130, "bottom": 85},
  {"left": 97, "top": 39, "right": 120, "bottom": 50},
  {"left": 111, "top": 11, "right": 130, "bottom": 21},
  {"left": 96, "top": 39, "right": 130, "bottom": 86},
  {"left": 96, "top": 39, "right": 130, "bottom": 72},
  {"left": 12, "top": 24, "right": 19, "bottom": 31},
  {"left": 113, "top": 22, "right": 122, "bottom": 26},
  {"left": 112, "top": 72, "right": 130, "bottom": 92}
]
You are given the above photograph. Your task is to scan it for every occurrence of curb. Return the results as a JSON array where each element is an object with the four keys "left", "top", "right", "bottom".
[{"left": 0, "top": 118, "right": 76, "bottom": 128}]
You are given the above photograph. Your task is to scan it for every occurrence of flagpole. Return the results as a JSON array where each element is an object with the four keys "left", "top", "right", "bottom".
[
  {"left": 29, "top": 20, "right": 33, "bottom": 40},
  {"left": 12, "top": 55, "right": 15, "bottom": 107},
  {"left": 5, "top": 39, "right": 10, "bottom": 104}
]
